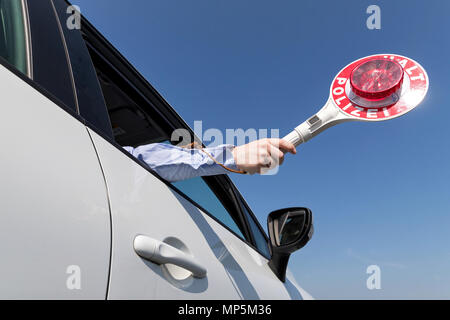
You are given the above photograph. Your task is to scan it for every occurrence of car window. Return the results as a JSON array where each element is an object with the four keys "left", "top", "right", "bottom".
[
  {"left": 84, "top": 41, "right": 170, "bottom": 147},
  {"left": 236, "top": 192, "right": 271, "bottom": 258},
  {"left": 173, "top": 177, "right": 245, "bottom": 239},
  {"left": 0, "top": 0, "right": 29, "bottom": 76}
]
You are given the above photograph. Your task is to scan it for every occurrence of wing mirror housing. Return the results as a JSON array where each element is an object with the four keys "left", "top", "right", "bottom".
[{"left": 267, "top": 207, "right": 314, "bottom": 282}]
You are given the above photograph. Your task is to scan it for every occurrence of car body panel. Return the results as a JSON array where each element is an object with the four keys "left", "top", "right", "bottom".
[{"left": 0, "top": 64, "right": 110, "bottom": 299}]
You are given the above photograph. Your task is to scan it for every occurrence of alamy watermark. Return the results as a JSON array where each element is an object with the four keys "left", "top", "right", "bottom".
[
  {"left": 171, "top": 121, "right": 282, "bottom": 175},
  {"left": 366, "top": 265, "right": 381, "bottom": 290},
  {"left": 66, "top": 265, "right": 81, "bottom": 290},
  {"left": 366, "top": 5, "right": 381, "bottom": 30},
  {"left": 66, "top": 5, "right": 81, "bottom": 30}
]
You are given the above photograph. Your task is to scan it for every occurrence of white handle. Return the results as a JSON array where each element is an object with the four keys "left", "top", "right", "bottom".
[
  {"left": 133, "top": 235, "right": 207, "bottom": 278},
  {"left": 282, "top": 122, "right": 310, "bottom": 147},
  {"left": 282, "top": 98, "right": 346, "bottom": 148}
]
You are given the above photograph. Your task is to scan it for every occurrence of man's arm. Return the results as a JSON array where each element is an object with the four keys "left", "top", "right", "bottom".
[
  {"left": 123, "top": 143, "right": 238, "bottom": 182},
  {"left": 124, "top": 139, "right": 296, "bottom": 182}
]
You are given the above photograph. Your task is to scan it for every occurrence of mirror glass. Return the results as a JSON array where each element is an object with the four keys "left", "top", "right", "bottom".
[{"left": 277, "top": 211, "right": 306, "bottom": 246}]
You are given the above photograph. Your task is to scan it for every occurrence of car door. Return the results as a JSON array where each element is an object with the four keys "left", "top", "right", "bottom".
[
  {"left": 0, "top": 0, "right": 111, "bottom": 299},
  {"left": 88, "top": 130, "right": 249, "bottom": 299},
  {"left": 88, "top": 129, "right": 310, "bottom": 299}
]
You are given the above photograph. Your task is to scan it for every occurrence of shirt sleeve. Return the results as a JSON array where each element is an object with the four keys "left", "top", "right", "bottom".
[{"left": 123, "top": 143, "right": 238, "bottom": 182}]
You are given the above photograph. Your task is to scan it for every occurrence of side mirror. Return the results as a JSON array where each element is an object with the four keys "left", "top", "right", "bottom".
[{"left": 267, "top": 207, "right": 314, "bottom": 282}]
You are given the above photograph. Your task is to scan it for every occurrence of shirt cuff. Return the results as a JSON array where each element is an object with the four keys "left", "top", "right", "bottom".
[{"left": 203, "top": 144, "right": 239, "bottom": 172}]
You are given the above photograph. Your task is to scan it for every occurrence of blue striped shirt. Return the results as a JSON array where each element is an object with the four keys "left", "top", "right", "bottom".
[{"left": 123, "top": 143, "right": 238, "bottom": 182}]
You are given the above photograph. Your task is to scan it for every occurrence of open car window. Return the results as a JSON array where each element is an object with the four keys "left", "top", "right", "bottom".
[
  {"left": 84, "top": 40, "right": 170, "bottom": 147},
  {"left": 79, "top": 17, "right": 254, "bottom": 245}
]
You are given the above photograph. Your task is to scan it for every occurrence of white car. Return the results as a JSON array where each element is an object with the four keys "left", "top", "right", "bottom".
[{"left": 0, "top": 0, "right": 313, "bottom": 299}]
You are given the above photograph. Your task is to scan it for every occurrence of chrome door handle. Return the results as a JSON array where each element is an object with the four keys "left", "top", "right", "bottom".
[{"left": 133, "top": 235, "right": 207, "bottom": 278}]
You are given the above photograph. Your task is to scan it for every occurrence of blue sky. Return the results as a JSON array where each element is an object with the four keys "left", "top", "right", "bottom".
[{"left": 76, "top": 0, "right": 450, "bottom": 299}]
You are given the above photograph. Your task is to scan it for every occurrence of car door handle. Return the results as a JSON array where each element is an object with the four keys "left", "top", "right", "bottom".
[{"left": 133, "top": 235, "right": 207, "bottom": 278}]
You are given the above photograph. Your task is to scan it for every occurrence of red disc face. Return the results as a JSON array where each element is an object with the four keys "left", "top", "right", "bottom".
[
  {"left": 330, "top": 54, "right": 428, "bottom": 121},
  {"left": 350, "top": 59, "right": 404, "bottom": 99}
]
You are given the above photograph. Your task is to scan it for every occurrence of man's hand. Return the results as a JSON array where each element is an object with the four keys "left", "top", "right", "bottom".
[{"left": 231, "top": 138, "right": 296, "bottom": 174}]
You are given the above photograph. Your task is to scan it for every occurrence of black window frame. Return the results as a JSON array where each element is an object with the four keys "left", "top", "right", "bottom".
[
  {"left": 25, "top": 0, "right": 77, "bottom": 113},
  {"left": 51, "top": 0, "right": 114, "bottom": 140},
  {"left": 63, "top": 6, "right": 270, "bottom": 259},
  {"left": 0, "top": 0, "right": 82, "bottom": 124}
]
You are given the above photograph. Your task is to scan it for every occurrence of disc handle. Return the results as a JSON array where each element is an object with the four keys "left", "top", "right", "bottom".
[{"left": 282, "top": 99, "right": 346, "bottom": 148}]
